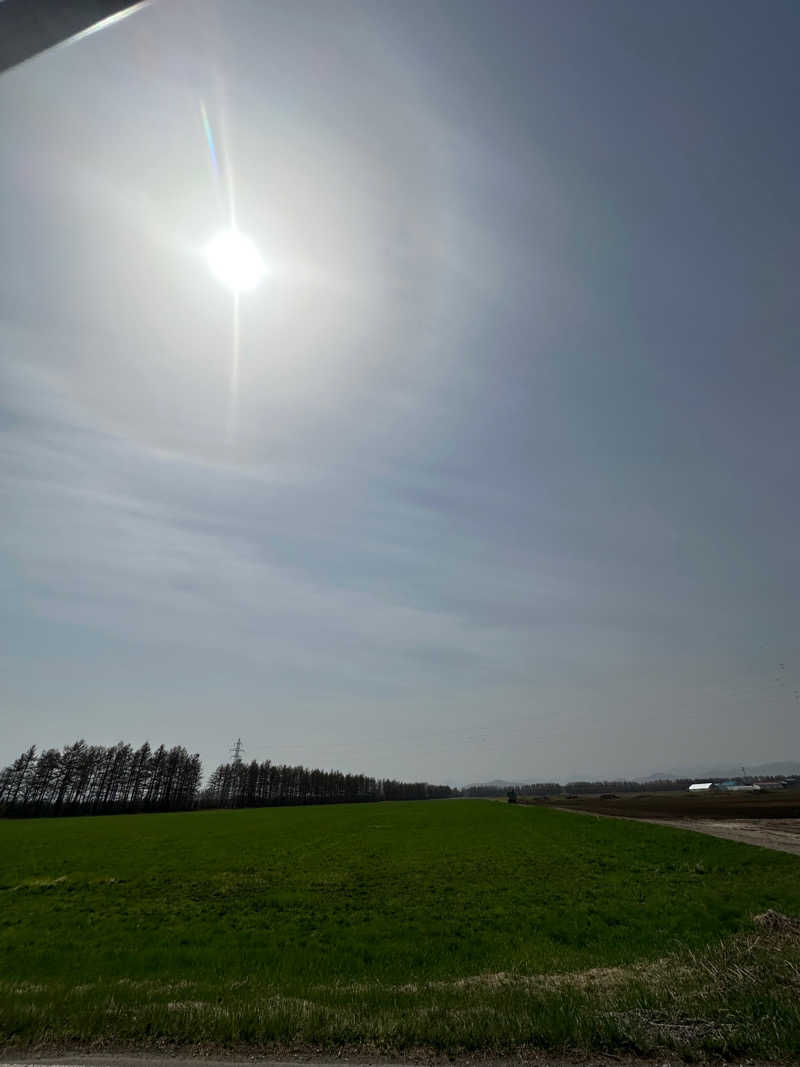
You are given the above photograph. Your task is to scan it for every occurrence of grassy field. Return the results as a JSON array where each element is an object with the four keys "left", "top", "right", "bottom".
[{"left": 2, "top": 799, "right": 800, "bottom": 1059}]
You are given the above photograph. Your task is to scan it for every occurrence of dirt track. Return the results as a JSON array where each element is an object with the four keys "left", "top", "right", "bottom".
[
  {"left": 646, "top": 816, "right": 800, "bottom": 856},
  {"left": 548, "top": 805, "right": 800, "bottom": 856},
  {"left": 531, "top": 788, "right": 800, "bottom": 855}
]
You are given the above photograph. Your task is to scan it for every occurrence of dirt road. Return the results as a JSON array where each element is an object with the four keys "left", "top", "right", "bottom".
[
  {"left": 550, "top": 804, "right": 800, "bottom": 856},
  {"left": 649, "top": 816, "right": 800, "bottom": 856}
]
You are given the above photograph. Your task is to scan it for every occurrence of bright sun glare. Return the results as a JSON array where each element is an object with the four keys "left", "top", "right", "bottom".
[{"left": 206, "top": 229, "right": 265, "bottom": 292}]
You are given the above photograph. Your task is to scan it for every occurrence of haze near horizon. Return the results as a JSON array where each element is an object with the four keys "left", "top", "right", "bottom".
[{"left": 1, "top": 0, "right": 798, "bottom": 784}]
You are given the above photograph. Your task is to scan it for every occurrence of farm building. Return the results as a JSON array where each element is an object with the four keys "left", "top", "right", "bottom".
[
  {"left": 689, "top": 782, "right": 717, "bottom": 792},
  {"left": 720, "top": 780, "right": 760, "bottom": 792}
]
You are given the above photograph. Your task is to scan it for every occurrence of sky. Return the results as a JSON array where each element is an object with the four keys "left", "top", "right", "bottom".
[{"left": 1, "top": 0, "right": 799, "bottom": 785}]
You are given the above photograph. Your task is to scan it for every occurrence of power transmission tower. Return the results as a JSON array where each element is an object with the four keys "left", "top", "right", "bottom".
[{"left": 231, "top": 738, "right": 245, "bottom": 764}]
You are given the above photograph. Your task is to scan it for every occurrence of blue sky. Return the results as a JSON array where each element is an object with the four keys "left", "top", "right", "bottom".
[{"left": 1, "top": 0, "right": 798, "bottom": 783}]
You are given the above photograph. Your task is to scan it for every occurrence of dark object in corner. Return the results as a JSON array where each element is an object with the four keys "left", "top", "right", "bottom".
[{"left": 0, "top": 0, "right": 140, "bottom": 74}]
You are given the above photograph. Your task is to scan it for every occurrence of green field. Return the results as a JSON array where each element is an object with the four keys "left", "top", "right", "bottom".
[{"left": 2, "top": 800, "right": 800, "bottom": 1059}]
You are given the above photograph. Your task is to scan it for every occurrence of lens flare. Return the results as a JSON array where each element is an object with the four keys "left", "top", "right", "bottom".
[{"left": 206, "top": 229, "right": 265, "bottom": 292}]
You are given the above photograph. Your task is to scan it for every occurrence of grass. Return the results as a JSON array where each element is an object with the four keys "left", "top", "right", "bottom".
[{"left": 1, "top": 799, "right": 800, "bottom": 1059}]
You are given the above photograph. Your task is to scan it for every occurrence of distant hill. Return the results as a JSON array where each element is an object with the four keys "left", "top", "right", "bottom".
[
  {"left": 466, "top": 779, "right": 530, "bottom": 790},
  {"left": 468, "top": 761, "right": 800, "bottom": 791},
  {"left": 641, "top": 761, "right": 800, "bottom": 781}
]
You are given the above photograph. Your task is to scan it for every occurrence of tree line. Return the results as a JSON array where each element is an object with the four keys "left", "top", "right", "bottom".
[
  {"left": 200, "top": 759, "right": 453, "bottom": 808},
  {"left": 463, "top": 778, "right": 696, "bottom": 798},
  {"left": 0, "top": 741, "right": 202, "bottom": 817},
  {"left": 0, "top": 742, "right": 454, "bottom": 818}
]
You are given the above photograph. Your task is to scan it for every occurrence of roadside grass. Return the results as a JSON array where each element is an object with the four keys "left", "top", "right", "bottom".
[{"left": 2, "top": 800, "right": 800, "bottom": 1058}]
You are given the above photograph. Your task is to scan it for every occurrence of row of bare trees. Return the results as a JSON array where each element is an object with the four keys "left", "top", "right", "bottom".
[
  {"left": 0, "top": 741, "right": 202, "bottom": 817},
  {"left": 0, "top": 743, "right": 454, "bottom": 817},
  {"left": 200, "top": 759, "right": 453, "bottom": 808}
]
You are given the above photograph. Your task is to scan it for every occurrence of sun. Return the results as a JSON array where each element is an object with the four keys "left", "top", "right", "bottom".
[{"left": 206, "top": 229, "right": 265, "bottom": 292}]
